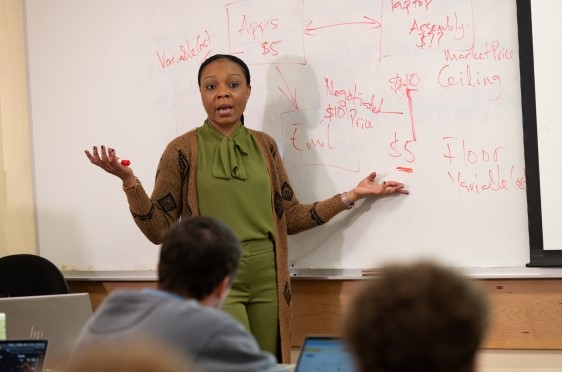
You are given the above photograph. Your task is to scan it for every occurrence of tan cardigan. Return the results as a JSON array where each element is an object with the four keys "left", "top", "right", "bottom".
[{"left": 123, "top": 126, "right": 347, "bottom": 362}]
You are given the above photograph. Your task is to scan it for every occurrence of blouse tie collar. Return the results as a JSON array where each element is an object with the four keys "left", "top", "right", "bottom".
[{"left": 210, "top": 125, "right": 248, "bottom": 180}]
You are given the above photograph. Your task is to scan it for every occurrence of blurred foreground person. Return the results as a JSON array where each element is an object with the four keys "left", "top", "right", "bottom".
[{"left": 344, "top": 261, "right": 490, "bottom": 372}]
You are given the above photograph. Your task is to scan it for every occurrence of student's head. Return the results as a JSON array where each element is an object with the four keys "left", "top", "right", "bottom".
[
  {"left": 158, "top": 216, "right": 241, "bottom": 303},
  {"left": 197, "top": 54, "right": 251, "bottom": 128},
  {"left": 344, "top": 261, "right": 490, "bottom": 372}
]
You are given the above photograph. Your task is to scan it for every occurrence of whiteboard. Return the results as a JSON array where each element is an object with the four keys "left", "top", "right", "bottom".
[{"left": 25, "top": 0, "right": 531, "bottom": 271}]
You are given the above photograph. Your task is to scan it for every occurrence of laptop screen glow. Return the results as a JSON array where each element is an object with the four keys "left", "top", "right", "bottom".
[
  {"left": 0, "top": 339, "right": 48, "bottom": 371},
  {"left": 295, "top": 336, "right": 356, "bottom": 372}
]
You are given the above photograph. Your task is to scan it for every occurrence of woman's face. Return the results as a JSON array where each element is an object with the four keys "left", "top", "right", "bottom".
[{"left": 199, "top": 59, "right": 251, "bottom": 136}]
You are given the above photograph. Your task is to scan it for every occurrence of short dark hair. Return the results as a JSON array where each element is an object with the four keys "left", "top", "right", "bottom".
[
  {"left": 344, "top": 261, "right": 490, "bottom": 372},
  {"left": 197, "top": 54, "right": 251, "bottom": 88},
  {"left": 157, "top": 216, "right": 241, "bottom": 300}
]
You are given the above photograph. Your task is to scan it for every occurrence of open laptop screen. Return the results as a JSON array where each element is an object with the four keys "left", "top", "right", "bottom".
[
  {"left": 295, "top": 336, "right": 356, "bottom": 372},
  {"left": 0, "top": 293, "right": 92, "bottom": 370},
  {"left": 0, "top": 339, "right": 48, "bottom": 371}
]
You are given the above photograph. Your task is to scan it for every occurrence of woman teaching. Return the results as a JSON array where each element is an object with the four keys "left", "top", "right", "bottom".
[{"left": 85, "top": 54, "right": 408, "bottom": 362}]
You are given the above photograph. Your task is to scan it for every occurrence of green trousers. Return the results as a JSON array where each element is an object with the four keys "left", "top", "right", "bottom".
[{"left": 221, "top": 238, "right": 279, "bottom": 356}]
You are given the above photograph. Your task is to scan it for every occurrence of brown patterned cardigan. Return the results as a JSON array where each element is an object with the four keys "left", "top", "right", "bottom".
[{"left": 123, "top": 126, "right": 347, "bottom": 362}]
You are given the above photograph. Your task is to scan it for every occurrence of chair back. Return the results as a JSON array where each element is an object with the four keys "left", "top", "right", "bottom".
[{"left": 0, "top": 254, "right": 69, "bottom": 297}]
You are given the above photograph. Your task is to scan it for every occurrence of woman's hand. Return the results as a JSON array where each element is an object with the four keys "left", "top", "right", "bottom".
[
  {"left": 346, "top": 172, "right": 408, "bottom": 203},
  {"left": 84, "top": 145, "right": 136, "bottom": 186}
]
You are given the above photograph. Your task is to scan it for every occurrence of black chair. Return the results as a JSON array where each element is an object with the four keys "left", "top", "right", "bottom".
[{"left": 0, "top": 254, "right": 69, "bottom": 297}]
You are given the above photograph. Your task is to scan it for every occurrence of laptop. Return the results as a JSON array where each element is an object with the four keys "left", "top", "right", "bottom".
[
  {"left": 0, "top": 293, "right": 92, "bottom": 370},
  {"left": 294, "top": 335, "right": 356, "bottom": 372},
  {"left": 0, "top": 339, "right": 49, "bottom": 371}
]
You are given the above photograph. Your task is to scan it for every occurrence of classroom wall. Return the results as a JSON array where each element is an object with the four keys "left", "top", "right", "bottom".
[
  {"left": 3, "top": 1, "right": 562, "bottom": 369},
  {"left": 0, "top": 0, "right": 36, "bottom": 256}
]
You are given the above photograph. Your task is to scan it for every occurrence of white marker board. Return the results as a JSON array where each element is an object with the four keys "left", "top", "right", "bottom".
[{"left": 25, "top": 0, "right": 533, "bottom": 271}]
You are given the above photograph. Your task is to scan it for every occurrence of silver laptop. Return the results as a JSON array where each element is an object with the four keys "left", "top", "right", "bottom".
[
  {"left": 0, "top": 293, "right": 92, "bottom": 370},
  {"left": 0, "top": 339, "right": 49, "bottom": 371},
  {"left": 294, "top": 335, "right": 356, "bottom": 372}
]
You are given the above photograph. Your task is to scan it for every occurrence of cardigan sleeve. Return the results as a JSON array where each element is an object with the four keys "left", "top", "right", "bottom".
[{"left": 123, "top": 137, "right": 188, "bottom": 244}]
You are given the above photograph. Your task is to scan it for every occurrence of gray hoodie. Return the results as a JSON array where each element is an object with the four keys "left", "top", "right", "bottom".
[{"left": 72, "top": 289, "right": 277, "bottom": 372}]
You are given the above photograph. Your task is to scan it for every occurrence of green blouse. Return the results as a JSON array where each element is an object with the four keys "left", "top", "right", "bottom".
[{"left": 197, "top": 121, "right": 275, "bottom": 242}]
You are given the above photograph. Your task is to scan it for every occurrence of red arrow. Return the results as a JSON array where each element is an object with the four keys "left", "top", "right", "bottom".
[{"left": 276, "top": 66, "right": 299, "bottom": 110}]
